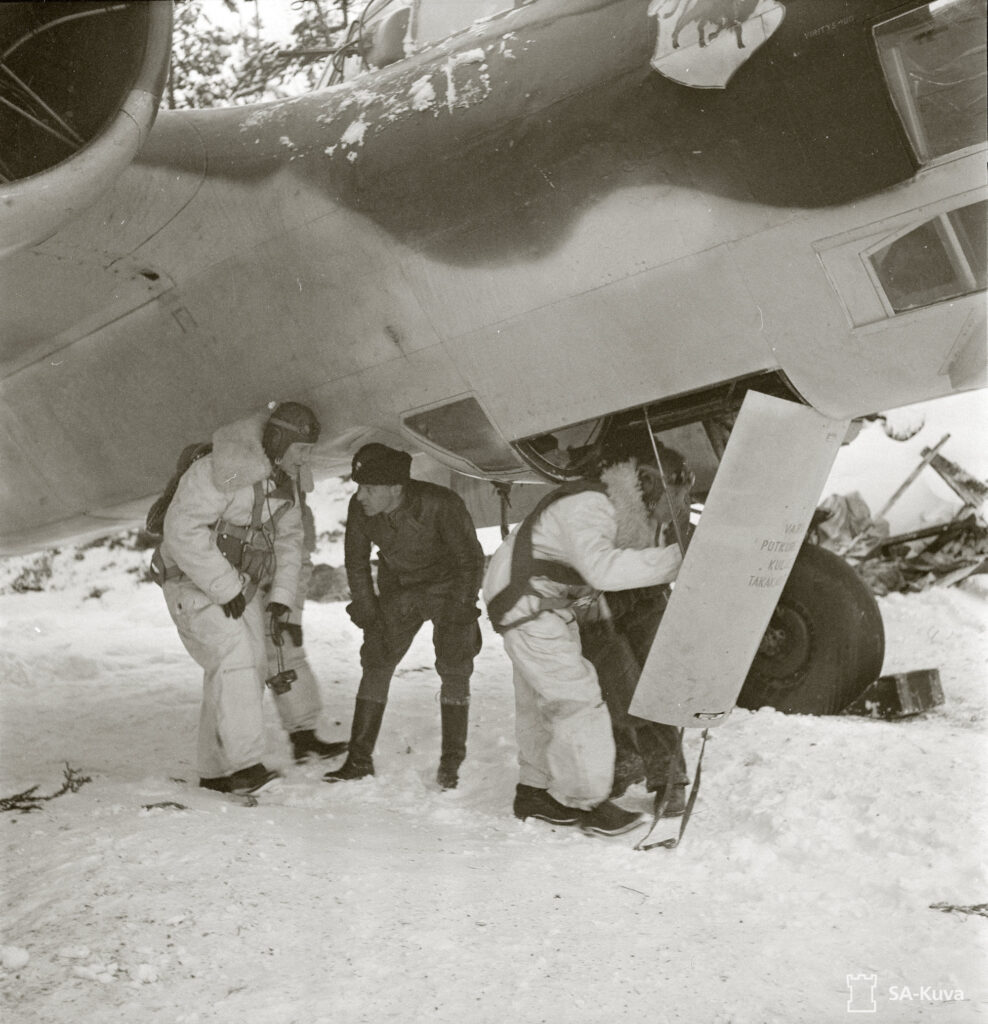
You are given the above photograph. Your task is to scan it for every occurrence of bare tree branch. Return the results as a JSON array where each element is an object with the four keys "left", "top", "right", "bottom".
[{"left": 1, "top": 764, "right": 93, "bottom": 813}]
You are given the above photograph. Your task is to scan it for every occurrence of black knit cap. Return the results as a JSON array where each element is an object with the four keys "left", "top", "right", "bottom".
[{"left": 351, "top": 443, "right": 412, "bottom": 485}]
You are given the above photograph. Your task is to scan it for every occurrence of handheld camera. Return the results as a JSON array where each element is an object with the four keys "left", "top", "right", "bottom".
[{"left": 265, "top": 617, "right": 297, "bottom": 695}]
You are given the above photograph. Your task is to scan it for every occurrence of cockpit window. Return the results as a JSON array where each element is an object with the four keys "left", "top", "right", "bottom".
[
  {"left": 412, "top": 1, "right": 518, "bottom": 47},
  {"left": 512, "top": 417, "right": 610, "bottom": 480},
  {"left": 874, "top": 0, "right": 987, "bottom": 164},
  {"left": 326, "top": 1, "right": 518, "bottom": 85},
  {"left": 361, "top": 1, "right": 411, "bottom": 70},
  {"left": 869, "top": 199, "right": 987, "bottom": 313}
]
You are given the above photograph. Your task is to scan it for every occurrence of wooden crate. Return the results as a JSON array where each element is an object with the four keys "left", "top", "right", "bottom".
[{"left": 842, "top": 668, "right": 944, "bottom": 719}]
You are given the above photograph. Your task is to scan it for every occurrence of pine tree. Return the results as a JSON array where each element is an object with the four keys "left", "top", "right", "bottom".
[
  {"left": 165, "top": 0, "right": 354, "bottom": 110},
  {"left": 166, "top": 0, "right": 239, "bottom": 110}
]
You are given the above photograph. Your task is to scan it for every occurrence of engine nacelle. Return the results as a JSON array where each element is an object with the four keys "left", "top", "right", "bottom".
[{"left": 0, "top": 1, "right": 172, "bottom": 256}]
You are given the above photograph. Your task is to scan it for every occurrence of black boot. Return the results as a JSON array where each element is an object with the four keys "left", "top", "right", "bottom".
[
  {"left": 651, "top": 782, "right": 688, "bottom": 819},
  {"left": 201, "top": 763, "right": 281, "bottom": 795},
  {"left": 580, "top": 800, "right": 644, "bottom": 836},
  {"left": 323, "top": 699, "right": 385, "bottom": 782},
  {"left": 290, "top": 729, "right": 349, "bottom": 764},
  {"left": 436, "top": 703, "right": 468, "bottom": 790},
  {"left": 513, "top": 784, "right": 581, "bottom": 825}
]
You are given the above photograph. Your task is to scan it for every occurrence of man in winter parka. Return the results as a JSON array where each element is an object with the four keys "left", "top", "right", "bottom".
[
  {"left": 324, "top": 443, "right": 484, "bottom": 790},
  {"left": 483, "top": 430, "right": 683, "bottom": 836},
  {"left": 160, "top": 402, "right": 342, "bottom": 795}
]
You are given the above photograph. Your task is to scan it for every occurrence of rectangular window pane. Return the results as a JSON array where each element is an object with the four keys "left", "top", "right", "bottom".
[
  {"left": 870, "top": 199, "right": 987, "bottom": 312},
  {"left": 403, "top": 396, "right": 522, "bottom": 474},
  {"left": 874, "top": 0, "right": 987, "bottom": 162}
]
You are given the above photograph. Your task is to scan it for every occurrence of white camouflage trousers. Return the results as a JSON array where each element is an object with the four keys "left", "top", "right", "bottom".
[
  {"left": 502, "top": 608, "right": 615, "bottom": 810},
  {"left": 164, "top": 580, "right": 324, "bottom": 777}
]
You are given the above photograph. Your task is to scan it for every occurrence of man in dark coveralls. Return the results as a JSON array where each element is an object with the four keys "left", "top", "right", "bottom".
[{"left": 325, "top": 444, "right": 484, "bottom": 790}]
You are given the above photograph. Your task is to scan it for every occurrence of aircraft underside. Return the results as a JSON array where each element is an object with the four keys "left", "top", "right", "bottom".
[
  {"left": 0, "top": 0, "right": 984, "bottom": 716},
  {"left": 0, "top": 0, "right": 984, "bottom": 553}
]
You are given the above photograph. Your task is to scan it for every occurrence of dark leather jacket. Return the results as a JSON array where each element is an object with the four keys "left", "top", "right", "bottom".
[{"left": 345, "top": 480, "right": 484, "bottom": 614}]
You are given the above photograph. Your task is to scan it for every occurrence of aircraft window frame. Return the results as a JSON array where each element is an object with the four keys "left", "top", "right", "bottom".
[
  {"left": 511, "top": 373, "right": 802, "bottom": 483},
  {"left": 323, "top": 0, "right": 408, "bottom": 86},
  {"left": 401, "top": 394, "right": 524, "bottom": 476},
  {"left": 862, "top": 198, "right": 987, "bottom": 316},
  {"left": 324, "top": 1, "right": 519, "bottom": 86},
  {"left": 512, "top": 416, "right": 611, "bottom": 481},
  {"left": 814, "top": 189, "right": 987, "bottom": 329},
  {"left": 873, "top": 0, "right": 987, "bottom": 165}
]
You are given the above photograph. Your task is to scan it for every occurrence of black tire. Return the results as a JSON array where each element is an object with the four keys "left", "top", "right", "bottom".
[{"left": 735, "top": 544, "right": 884, "bottom": 715}]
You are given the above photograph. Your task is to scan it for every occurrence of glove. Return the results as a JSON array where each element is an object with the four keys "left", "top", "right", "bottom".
[
  {"left": 346, "top": 600, "right": 382, "bottom": 631},
  {"left": 222, "top": 592, "right": 246, "bottom": 619},
  {"left": 267, "top": 602, "right": 292, "bottom": 645},
  {"left": 282, "top": 623, "right": 303, "bottom": 647}
]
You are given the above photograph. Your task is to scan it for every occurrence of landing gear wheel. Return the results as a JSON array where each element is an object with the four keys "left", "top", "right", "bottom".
[{"left": 736, "top": 544, "right": 884, "bottom": 715}]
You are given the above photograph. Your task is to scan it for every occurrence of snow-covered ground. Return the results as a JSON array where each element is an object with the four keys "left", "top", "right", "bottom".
[{"left": 1, "top": 396, "right": 986, "bottom": 1024}]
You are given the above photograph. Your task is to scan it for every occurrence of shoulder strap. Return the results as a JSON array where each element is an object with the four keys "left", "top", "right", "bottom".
[
  {"left": 487, "top": 480, "right": 606, "bottom": 633},
  {"left": 214, "top": 479, "right": 289, "bottom": 546},
  {"left": 250, "top": 480, "right": 265, "bottom": 532}
]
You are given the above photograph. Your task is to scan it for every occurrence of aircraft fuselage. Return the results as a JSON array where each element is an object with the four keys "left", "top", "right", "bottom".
[{"left": 0, "top": 0, "right": 984, "bottom": 552}]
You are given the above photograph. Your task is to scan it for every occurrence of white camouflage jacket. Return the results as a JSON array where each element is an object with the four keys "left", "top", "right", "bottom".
[
  {"left": 482, "top": 461, "right": 682, "bottom": 628},
  {"left": 161, "top": 414, "right": 305, "bottom": 609}
]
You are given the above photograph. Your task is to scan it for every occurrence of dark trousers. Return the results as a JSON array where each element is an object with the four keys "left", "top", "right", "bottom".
[
  {"left": 356, "top": 591, "right": 481, "bottom": 705},
  {"left": 581, "top": 607, "right": 686, "bottom": 787}
]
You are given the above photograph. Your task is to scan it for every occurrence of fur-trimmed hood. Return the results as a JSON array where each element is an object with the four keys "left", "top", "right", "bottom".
[
  {"left": 600, "top": 460, "right": 657, "bottom": 550},
  {"left": 209, "top": 413, "right": 271, "bottom": 493},
  {"left": 160, "top": 412, "right": 306, "bottom": 610}
]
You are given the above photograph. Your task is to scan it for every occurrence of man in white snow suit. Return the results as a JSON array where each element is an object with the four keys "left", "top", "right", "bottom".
[
  {"left": 159, "top": 402, "right": 345, "bottom": 795},
  {"left": 483, "top": 430, "right": 683, "bottom": 836},
  {"left": 324, "top": 443, "right": 484, "bottom": 790},
  {"left": 261, "top": 499, "right": 350, "bottom": 764}
]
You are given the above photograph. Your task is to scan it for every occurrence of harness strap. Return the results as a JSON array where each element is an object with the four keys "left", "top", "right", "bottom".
[
  {"left": 529, "top": 558, "right": 588, "bottom": 586},
  {"left": 251, "top": 479, "right": 265, "bottom": 531},
  {"left": 490, "top": 594, "right": 581, "bottom": 632},
  {"left": 213, "top": 481, "right": 266, "bottom": 543},
  {"left": 213, "top": 482, "right": 295, "bottom": 552},
  {"left": 155, "top": 559, "right": 258, "bottom": 604},
  {"left": 154, "top": 479, "right": 295, "bottom": 592},
  {"left": 487, "top": 480, "right": 606, "bottom": 634}
]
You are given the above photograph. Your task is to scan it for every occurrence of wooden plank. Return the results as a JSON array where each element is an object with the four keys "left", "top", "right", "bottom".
[{"left": 923, "top": 449, "right": 988, "bottom": 507}]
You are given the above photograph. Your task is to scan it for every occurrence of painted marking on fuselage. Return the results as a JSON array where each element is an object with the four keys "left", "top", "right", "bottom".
[{"left": 649, "top": 0, "right": 786, "bottom": 89}]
